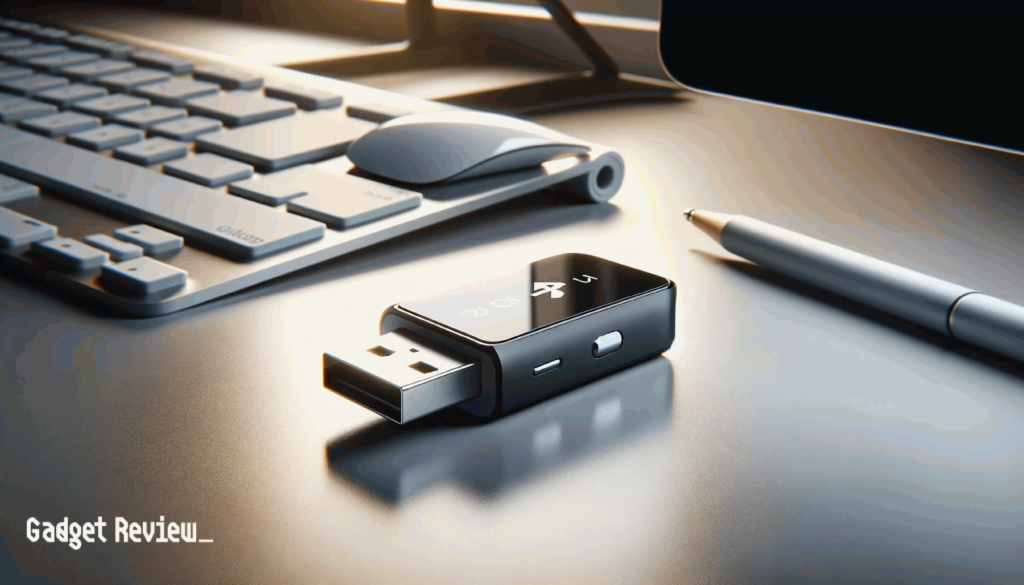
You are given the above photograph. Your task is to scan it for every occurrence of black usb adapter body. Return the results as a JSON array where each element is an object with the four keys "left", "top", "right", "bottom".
[{"left": 324, "top": 254, "right": 676, "bottom": 423}]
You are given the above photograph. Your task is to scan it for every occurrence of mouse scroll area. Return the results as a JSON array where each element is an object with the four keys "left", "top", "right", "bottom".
[{"left": 346, "top": 111, "right": 591, "bottom": 185}]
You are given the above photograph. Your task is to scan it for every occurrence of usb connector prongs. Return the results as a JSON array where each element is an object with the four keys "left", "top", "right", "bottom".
[
  {"left": 324, "top": 329, "right": 480, "bottom": 424},
  {"left": 323, "top": 254, "right": 675, "bottom": 423}
]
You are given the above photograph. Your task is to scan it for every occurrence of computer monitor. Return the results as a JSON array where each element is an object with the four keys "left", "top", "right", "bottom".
[{"left": 659, "top": 2, "right": 1024, "bottom": 154}]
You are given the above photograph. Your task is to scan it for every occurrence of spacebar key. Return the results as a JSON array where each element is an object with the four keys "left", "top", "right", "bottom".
[{"left": 0, "top": 125, "right": 325, "bottom": 259}]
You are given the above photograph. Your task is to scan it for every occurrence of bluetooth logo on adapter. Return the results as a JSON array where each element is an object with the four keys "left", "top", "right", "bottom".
[{"left": 531, "top": 282, "right": 566, "bottom": 299}]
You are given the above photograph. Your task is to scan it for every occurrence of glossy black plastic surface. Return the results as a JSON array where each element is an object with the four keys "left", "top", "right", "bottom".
[
  {"left": 383, "top": 254, "right": 676, "bottom": 419},
  {"left": 399, "top": 253, "right": 670, "bottom": 343}
]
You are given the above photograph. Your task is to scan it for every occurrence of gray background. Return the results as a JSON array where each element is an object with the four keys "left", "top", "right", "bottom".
[{"left": 3, "top": 5, "right": 1024, "bottom": 584}]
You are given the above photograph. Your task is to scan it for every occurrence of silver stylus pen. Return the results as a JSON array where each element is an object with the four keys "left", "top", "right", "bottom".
[{"left": 685, "top": 209, "right": 1024, "bottom": 363}]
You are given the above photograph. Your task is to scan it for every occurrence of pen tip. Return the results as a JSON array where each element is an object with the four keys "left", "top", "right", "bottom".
[{"left": 683, "top": 208, "right": 695, "bottom": 222}]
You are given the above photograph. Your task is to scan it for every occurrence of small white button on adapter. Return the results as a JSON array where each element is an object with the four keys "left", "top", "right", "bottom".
[{"left": 592, "top": 331, "right": 622, "bottom": 358}]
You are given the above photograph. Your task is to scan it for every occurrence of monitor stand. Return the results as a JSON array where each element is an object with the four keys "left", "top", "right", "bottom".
[{"left": 286, "top": 0, "right": 679, "bottom": 115}]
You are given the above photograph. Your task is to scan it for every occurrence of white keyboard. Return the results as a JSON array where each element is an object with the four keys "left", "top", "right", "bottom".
[{"left": 0, "top": 17, "right": 624, "bottom": 316}]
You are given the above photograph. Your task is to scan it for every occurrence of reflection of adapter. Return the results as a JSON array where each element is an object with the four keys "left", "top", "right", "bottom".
[
  {"left": 326, "top": 357, "right": 673, "bottom": 503},
  {"left": 324, "top": 254, "right": 676, "bottom": 423}
]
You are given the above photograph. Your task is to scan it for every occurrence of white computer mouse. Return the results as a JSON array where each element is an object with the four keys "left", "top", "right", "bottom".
[{"left": 346, "top": 111, "right": 592, "bottom": 185}]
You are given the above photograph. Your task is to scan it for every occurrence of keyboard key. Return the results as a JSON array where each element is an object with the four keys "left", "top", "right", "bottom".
[
  {"left": 1, "top": 43, "right": 67, "bottom": 63},
  {"left": 265, "top": 83, "right": 343, "bottom": 110},
  {"left": 134, "top": 77, "right": 218, "bottom": 106},
  {"left": 149, "top": 116, "right": 221, "bottom": 141},
  {"left": 102, "top": 43, "right": 136, "bottom": 60},
  {"left": 0, "top": 125, "right": 326, "bottom": 258},
  {"left": 0, "top": 97, "right": 56, "bottom": 122},
  {"left": 0, "top": 38, "right": 31, "bottom": 51},
  {"left": 60, "top": 58, "right": 134, "bottom": 81},
  {"left": 61, "top": 34, "right": 105, "bottom": 49},
  {"left": 346, "top": 102, "right": 413, "bottom": 123},
  {"left": 228, "top": 167, "right": 311, "bottom": 206},
  {"left": 66, "top": 123, "right": 142, "bottom": 151},
  {"left": 112, "top": 105, "right": 186, "bottom": 129},
  {"left": 286, "top": 171, "right": 421, "bottom": 228},
  {"left": 72, "top": 93, "right": 149, "bottom": 118},
  {"left": 83, "top": 233, "right": 143, "bottom": 262},
  {"left": 4, "top": 22, "right": 39, "bottom": 34},
  {"left": 34, "top": 83, "right": 107, "bottom": 108},
  {"left": 195, "top": 112, "right": 373, "bottom": 171},
  {"left": 0, "top": 206, "right": 56, "bottom": 247},
  {"left": 32, "top": 237, "right": 108, "bottom": 270},
  {"left": 64, "top": 35, "right": 133, "bottom": 59},
  {"left": 113, "top": 136, "right": 188, "bottom": 165},
  {"left": 186, "top": 91, "right": 295, "bottom": 126},
  {"left": 163, "top": 153, "right": 253, "bottom": 187},
  {"left": 114, "top": 224, "right": 183, "bottom": 255},
  {"left": 19, "top": 111, "right": 99, "bottom": 137},
  {"left": 33, "top": 27, "right": 69, "bottom": 42},
  {"left": 129, "top": 50, "right": 193, "bottom": 75},
  {"left": 192, "top": 65, "right": 262, "bottom": 90},
  {"left": 95, "top": 68, "right": 170, "bottom": 92},
  {"left": 0, "top": 73, "right": 68, "bottom": 96},
  {"left": 0, "top": 64, "right": 32, "bottom": 80},
  {"left": 25, "top": 50, "right": 99, "bottom": 72},
  {"left": 0, "top": 173, "right": 39, "bottom": 204},
  {"left": 101, "top": 256, "right": 186, "bottom": 295}
]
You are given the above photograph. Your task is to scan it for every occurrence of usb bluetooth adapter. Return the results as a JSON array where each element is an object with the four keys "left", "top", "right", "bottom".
[{"left": 324, "top": 254, "right": 676, "bottom": 423}]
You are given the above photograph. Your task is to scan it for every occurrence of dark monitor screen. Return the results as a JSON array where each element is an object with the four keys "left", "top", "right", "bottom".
[{"left": 659, "top": 2, "right": 1023, "bottom": 153}]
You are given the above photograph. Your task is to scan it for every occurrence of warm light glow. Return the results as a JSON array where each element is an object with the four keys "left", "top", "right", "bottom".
[
  {"left": 541, "top": 155, "right": 583, "bottom": 175},
  {"left": 361, "top": 0, "right": 660, "bottom": 31}
]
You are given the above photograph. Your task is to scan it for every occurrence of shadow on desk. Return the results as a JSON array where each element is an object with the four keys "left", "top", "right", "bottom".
[
  {"left": 325, "top": 357, "right": 673, "bottom": 507},
  {"left": 692, "top": 250, "right": 1024, "bottom": 378}
]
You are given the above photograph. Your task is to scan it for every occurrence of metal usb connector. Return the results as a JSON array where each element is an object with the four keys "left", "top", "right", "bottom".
[
  {"left": 323, "top": 255, "right": 675, "bottom": 423},
  {"left": 323, "top": 329, "right": 480, "bottom": 424}
]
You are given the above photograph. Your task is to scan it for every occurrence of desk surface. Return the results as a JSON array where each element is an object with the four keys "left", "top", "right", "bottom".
[{"left": 4, "top": 84, "right": 1024, "bottom": 583}]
